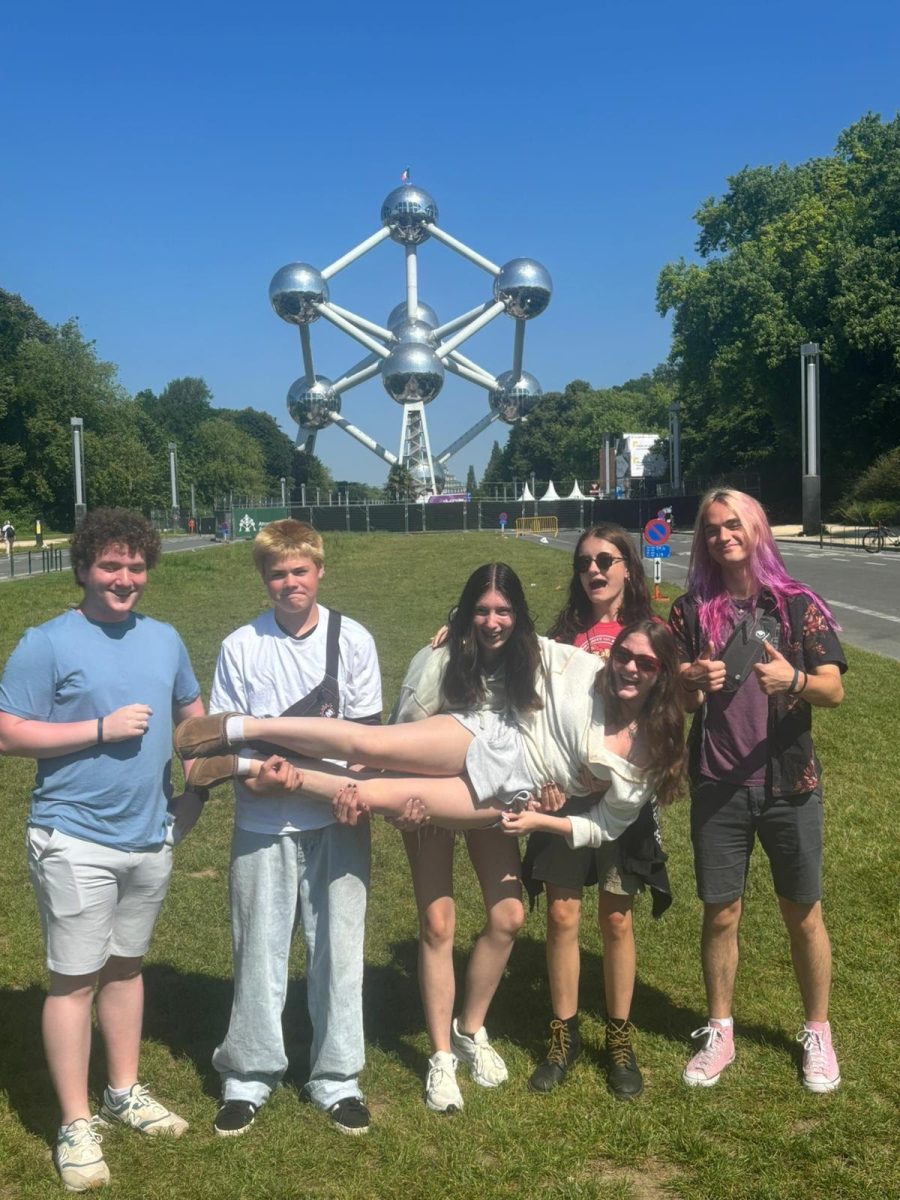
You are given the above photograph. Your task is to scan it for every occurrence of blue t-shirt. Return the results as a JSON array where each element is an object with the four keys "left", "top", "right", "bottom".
[{"left": 0, "top": 608, "right": 200, "bottom": 850}]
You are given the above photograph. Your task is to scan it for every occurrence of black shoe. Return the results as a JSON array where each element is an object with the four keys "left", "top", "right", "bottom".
[
  {"left": 327, "top": 1097, "right": 370, "bottom": 1136},
  {"left": 528, "top": 1017, "right": 582, "bottom": 1093},
  {"left": 605, "top": 1020, "right": 643, "bottom": 1100},
  {"left": 214, "top": 1100, "right": 258, "bottom": 1137}
]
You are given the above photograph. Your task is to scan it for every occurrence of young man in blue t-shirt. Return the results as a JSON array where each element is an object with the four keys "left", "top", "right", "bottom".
[{"left": 0, "top": 508, "right": 206, "bottom": 1192}]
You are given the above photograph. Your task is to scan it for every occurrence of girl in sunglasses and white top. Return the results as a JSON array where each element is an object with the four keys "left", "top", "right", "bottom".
[{"left": 523, "top": 524, "right": 661, "bottom": 1100}]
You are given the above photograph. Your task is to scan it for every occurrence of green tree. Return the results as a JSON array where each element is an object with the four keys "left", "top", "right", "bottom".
[
  {"left": 138, "top": 377, "right": 214, "bottom": 448},
  {"left": 190, "top": 418, "right": 268, "bottom": 504},
  {"left": 224, "top": 408, "right": 295, "bottom": 490},
  {"left": 384, "top": 462, "right": 416, "bottom": 500}
]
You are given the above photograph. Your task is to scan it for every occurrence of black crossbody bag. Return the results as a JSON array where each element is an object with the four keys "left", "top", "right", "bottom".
[{"left": 720, "top": 607, "right": 780, "bottom": 692}]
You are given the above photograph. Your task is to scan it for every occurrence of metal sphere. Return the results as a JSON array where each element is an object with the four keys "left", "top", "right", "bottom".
[
  {"left": 380, "top": 185, "right": 438, "bottom": 245},
  {"left": 409, "top": 459, "right": 445, "bottom": 493},
  {"left": 392, "top": 318, "right": 437, "bottom": 347},
  {"left": 381, "top": 342, "right": 444, "bottom": 405},
  {"left": 387, "top": 300, "right": 439, "bottom": 330},
  {"left": 269, "top": 263, "right": 329, "bottom": 325},
  {"left": 287, "top": 375, "right": 339, "bottom": 429},
  {"left": 488, "top": 370, "right": 542, "bottom": 424},
  {"left": 493, "top": 258, "right": 553, "bottom": 320}
]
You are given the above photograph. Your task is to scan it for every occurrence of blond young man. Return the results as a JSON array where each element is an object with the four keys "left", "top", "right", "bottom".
[{"left": 209, "top": 521, "right": 382, "bottom": 1138}]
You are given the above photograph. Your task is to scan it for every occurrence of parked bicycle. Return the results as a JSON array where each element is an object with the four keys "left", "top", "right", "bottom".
[{"left": 862, "top": 522, "right": 900, "bottom": 553}]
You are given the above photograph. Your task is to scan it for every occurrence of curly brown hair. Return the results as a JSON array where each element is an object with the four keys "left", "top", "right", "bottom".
[
  {"left": 70, "top": 508, "right": 162, "bottom": 581},
  {"left": 600, "top": 619, "right": 686, "bottom": 807}
]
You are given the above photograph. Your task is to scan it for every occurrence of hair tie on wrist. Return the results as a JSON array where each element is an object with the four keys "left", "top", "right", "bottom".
[
  {"left": 798, "top": 670, "right": 809, "bottom": 694},
  {"left": 788, "top": 667, "right": 799, "bottom": 694},
  {"left": 97, "top": 716, "right": 104, "bottom": 745}
]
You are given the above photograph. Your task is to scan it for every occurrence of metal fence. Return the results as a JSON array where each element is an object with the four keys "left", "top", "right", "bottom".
[{"left": 4, "top": 546, "right": 66, "bottom": 578}]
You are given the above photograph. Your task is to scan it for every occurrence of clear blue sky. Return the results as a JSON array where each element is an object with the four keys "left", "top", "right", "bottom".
[{"left": 3, "top": 1, "right": 898, "bottom": 484}]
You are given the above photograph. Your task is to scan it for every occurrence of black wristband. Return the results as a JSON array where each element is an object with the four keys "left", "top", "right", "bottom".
[
  {"left": 97, "top": 716, "right": 104, "bottom": 745},
  {"left": 798, "top": 670, "right": 809, "bottom": 694},
  {"left": 788, "top": 667, "right": 800, "bottom": 694}
]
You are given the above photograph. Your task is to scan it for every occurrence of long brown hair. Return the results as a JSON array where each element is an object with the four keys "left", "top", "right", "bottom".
[
  {"left": 547, "top": 524, "right": 652, "bottom": 642},
  {"left": 442, "top": 563, "right": 543, "bottom": 714},
  {"left": 600, "top": 619, "right": 685, "bottom": 806}
]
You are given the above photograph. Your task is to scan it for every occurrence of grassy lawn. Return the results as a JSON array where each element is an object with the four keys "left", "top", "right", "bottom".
[{"left": 1, "top": 533, "right": 897, "bottom": 1199}]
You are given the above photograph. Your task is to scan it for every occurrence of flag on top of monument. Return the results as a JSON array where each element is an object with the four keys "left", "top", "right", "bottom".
[{"left": 401, "top": 166, "right": 410, "bottom": 183}]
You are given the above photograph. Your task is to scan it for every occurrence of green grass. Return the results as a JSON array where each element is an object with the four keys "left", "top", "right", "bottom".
[{"left": 1, "top": 533, "right": 898, "bottom": 1200}]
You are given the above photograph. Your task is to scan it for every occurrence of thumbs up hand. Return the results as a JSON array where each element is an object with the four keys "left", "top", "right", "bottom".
[
  {"left": 752, "top": 640, "right": 797, "bottom": 694},
  {"left": 682, "top": 640, "right": 726, "bottom": 694}
]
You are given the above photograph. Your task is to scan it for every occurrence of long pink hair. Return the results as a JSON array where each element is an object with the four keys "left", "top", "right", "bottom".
[{"left": 686, "top": 488, "right": 839, "bottom": 651}]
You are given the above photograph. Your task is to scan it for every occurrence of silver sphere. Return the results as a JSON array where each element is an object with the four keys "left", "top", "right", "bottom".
[
  {"left": 380, "top": 185, "right": 438, "bottom": 245},
  {"left": 381, "top": 342, "right": 444, "bottom": 404},
  {"left": 493, "top": 258, "right": 553, "bottom": 320},
  {"left": 488, "top": 370, "right": 542, "bottom": 424},
  {"left": 393, "top": 318, "right": 437, "bottom": 348},
  {"left": 409, "top": 459, "right": 445, "bottom": 493},
  {"left": 269, "top": 263, "right": 329, "bottom": 325},
  {"left": 387, "top": 300, "right": 439, "bottom": 330},
  {"left": 287, "top": 375, "right": 339, "bottom": 429}
]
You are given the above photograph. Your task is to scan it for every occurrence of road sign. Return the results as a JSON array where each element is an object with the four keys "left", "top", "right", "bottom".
[
  {"left": 643, "top": 517, "right": 671, "bottom": 546},
  {"left": 643, "top": 545, "right": 671, "bottom": 559},
  {"left": 653, "top": 558, "right": 662, "bottom": 585}
]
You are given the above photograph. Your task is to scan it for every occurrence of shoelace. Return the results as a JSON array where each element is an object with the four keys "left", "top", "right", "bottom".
[
  {"left": 796, "top": 1028, "right": 827, "bottom": 1072},
  {"left": 427, "top": 1060, "right": 455, "bottom": 1089},
  {"left": 63, "top": 1122, "right": 103, "bottom": 1151},
  {"left": 607, "top": 1022, "right": 636, "bottom": 1068},
  {"left": 689, "top": 1024, "right": 726, "bottom": 1066},
  {"left": 473, "top": 1040, "right": 504, "bottom": 1074},
  {"left": 546, "top": 1019, "right": 572, "bottom": 1067}
]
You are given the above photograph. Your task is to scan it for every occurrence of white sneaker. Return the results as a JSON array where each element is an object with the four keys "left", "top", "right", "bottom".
[
  {"left": 54, "top": 1119, "right": 110, "bottom": 1192},
  {"left": 450, "top": 1019, "right": 508, "bottom": 1087},
  {"left": 98, "top": 1084, "right": 189, "bottom": 1136},
  {"left": 425, "top": 1051, "right": 464, "bottom": 1113}
]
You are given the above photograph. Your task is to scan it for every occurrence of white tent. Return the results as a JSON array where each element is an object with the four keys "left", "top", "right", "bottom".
[
  {"left": 566, "top": 481, "right": 588, "bottom": 499},
  {"left": 540, "top": 480, "right": 561, "bottom": 501},
  {"left": 518, "top": 483, "right": 535, "bottom": 502}
]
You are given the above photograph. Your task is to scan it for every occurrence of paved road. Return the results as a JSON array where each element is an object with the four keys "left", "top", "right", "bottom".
[
  {"left": 0, "top": 535, "right": 225, "bottom": 583},
  {"left": 541, "top": 531, "right": 900, "bottom": 662}
]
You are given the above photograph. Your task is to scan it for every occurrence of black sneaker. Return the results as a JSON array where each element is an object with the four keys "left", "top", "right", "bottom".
[
  {"left": 528, "top": 1017, "right": 582, "bottom": 1093},
  {"left": 327, "top": 1097, "right": 370, "bottom": 1136},
  {"left": 605, "top": 1020, "right": 643, "bottom": 1100},
  {"left": 213, "top": 1100, "right": 258, "bottom": 1137}
]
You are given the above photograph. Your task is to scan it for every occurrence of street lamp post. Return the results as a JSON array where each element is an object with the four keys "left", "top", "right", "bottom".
[
  {"left": 800, "top": 343, "right": 821, "bottom": 535},
  {"left": 168, "top": 443, "right": 179, "bottom": 528},
  {"left": 280, "top": 476, "right": 287, "bottom": 507},
  {"left": 668, "top": 402, "right": 682, "bottom": 494},
  {"left": 70, "top": 417, "right": 87, "bottom": 528}
]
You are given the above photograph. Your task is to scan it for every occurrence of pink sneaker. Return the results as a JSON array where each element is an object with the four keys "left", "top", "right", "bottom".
[
  {"left": 682, "top": 1023, "right": 735, "bottom": 1087},
  {"left": 797, "top": 1022, "right": 841, "bottom": 1093}
]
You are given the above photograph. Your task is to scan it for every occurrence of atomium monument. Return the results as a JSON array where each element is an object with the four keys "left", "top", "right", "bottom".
[{"left": 269, "top": 181, "right": 551, "bottom": 494}]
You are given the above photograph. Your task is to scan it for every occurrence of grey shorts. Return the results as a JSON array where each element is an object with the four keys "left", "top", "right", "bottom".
[
  {"left": 524, "top": 807, "right": 642, "bottom": 898},
  {"left": 26, "top": 825, "right": 173, "bottom": 976},
  {"left": 450, "top": 710, "right": 534, "bottom": 808},
  {"left": 690, "top": 780, "right": 823, "bottom": 904}
]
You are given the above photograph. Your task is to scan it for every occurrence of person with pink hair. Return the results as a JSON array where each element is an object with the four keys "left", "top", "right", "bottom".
[{"left": 669, "top": 488, "right": 846, "bottom": 1094}]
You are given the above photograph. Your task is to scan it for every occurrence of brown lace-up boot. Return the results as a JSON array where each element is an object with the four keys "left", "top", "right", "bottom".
[
  {"left": 605, "top": 1018, "right": 643, "bottom": 1100},
  {"left": 528, "top": 1016, "right": 582, "bottom": 1093}
]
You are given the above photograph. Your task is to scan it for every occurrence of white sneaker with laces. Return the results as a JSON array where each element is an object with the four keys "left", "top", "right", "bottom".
[
  {"left": 797, "top": 1022, "right": 841, "bottom": 1093},
  {"left": 98, "top": 1084, "right": 189, "bottom": 1136},
  {"left": 425, "top": 1051, "right": 464, "bottom": 1113},
  {"left": 54, "top": 1119, "right": 110, "bottom": 1192},
  {"left": 450, "top": 1019, "right": 508, "bottom": 1087}
]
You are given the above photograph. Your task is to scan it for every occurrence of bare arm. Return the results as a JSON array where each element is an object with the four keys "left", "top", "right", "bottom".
[
  {"left": 501, "top": 808, "right": 573, "bottom": 838},
  {"left": 0, "top": 703, "right": 153, "bottom": 758}
]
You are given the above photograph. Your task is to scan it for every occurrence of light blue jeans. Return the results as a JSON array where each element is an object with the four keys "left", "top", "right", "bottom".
[{"left": 212, "top": 822, "right": 370, "bottom": 1111}]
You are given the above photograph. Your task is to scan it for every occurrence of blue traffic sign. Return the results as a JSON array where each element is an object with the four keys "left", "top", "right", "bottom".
[
  {"left": 643, "top": 545, "right": 671, "bottom": 559},
  {"left": 643, "top": 518, "right": 671, "bottom": 546}
]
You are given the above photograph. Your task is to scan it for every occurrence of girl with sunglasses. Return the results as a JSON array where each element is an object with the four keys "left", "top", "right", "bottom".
[{"left": 524, "top": 524, "right": 664, "bottom": 1100}]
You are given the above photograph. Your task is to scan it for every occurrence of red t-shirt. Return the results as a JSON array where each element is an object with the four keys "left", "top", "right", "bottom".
[{"left": 572, "top": 619, "right": 623, "bottom": 660}]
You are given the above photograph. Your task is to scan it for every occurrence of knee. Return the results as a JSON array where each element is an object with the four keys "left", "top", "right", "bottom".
[
  {"left": 598, "top": 906, "right": 633, "bottom": 944},
  {"left": 780, "top": 900, "right": 825, "bottom": 941},
  {"left": 420, "top": 908, "right": 456, "bottom": 951},
  {"left": 703, "top": 900, "right": 742, "bottom": 936},
  {"left": 547, "top": 897, "right": 581, "bottom": 938},
  {"left": 98, "top": 955, "right": 143, "bottom": 985},
  {"left": 486, "top": 898, "right": 525, "bottom": 941}
]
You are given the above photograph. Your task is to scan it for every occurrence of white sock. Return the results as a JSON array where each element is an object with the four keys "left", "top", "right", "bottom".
[
  {"left": 225, "top": 716, "right": 246, "bottom": 744},
  {"left": 709, "top": 1016, "right": 733, "bottom": 1027},
  {"left": 105, "top": 1084, "right": 135, "bottom": 1103}
]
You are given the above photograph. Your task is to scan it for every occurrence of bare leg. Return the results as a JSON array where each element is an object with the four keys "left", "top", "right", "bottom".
[
  {"left": 95, "top": 956, "right": 144, "bottom": 1089},
  {"left": 404, "top": 829, "right": 457, "bottom": 1053},
  {"left": 545, "top": 885, "right": 583, "bottom": 1019},
  {"left": 457, "top": 829, "right": 524, "bottom": 1034},
  {"left": 701, "top": 899, "right": 742, "bottom": 1017},
  {"left": 43, "top": 972, "right": 97, "bottom": 1125},
  {"left": 597, "top": 893, "right": 636, "bottom": 1020},
  {"left": 288, "top": 758, "right": 507, "bottom": 830},
  {"left": 242, "top": 713, "right": 473, "bottom": 776},
  {"left": 778, "top": 898, "right": 832, "bottom": 1022}
]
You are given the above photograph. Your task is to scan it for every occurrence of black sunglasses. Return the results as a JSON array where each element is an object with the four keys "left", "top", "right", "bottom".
[{"left": 575, "top": 552, "right": 625, "bottom": 573}]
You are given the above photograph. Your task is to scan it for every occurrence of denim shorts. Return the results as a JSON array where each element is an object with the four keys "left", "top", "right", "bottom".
[
  {"left": 26, "top": 825, "right": 173, "bottom": 975},
  {"left": 690, "top": 780, "right": 823, "bottom": 904}
]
